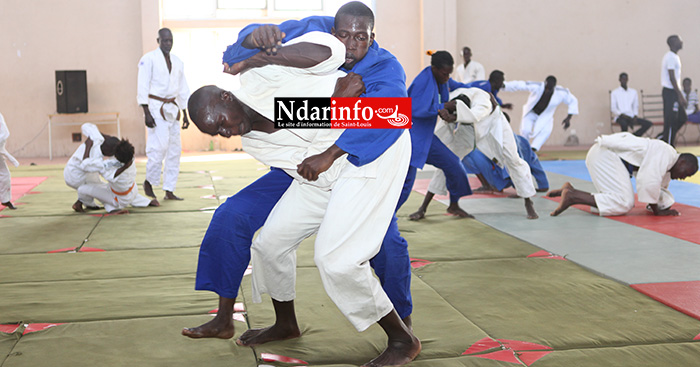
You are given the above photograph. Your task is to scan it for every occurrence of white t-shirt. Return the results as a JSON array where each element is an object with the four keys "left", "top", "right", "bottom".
[
  {"left": 610, "top": 86, "right": 639, "bottom": 119},
  {"left": 661, "top": 51, "right": 681, "bottom": 89}
]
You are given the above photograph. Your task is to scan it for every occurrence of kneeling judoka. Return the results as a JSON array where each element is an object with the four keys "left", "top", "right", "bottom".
[
  {"left": 548, "top": 132, "right": 698, "bottom": 216},
  {"left": 187, "top": 31, "right": 419, "bottom": 367}
]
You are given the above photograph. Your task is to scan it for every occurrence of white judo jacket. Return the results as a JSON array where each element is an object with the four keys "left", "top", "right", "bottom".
[
  {"left": 0, "top": 113, "right": 19, "bottom": 168},
  {"left": 137, "top": 49, "right": 189, "bottom": 122},
  {"left": 504, "top": 80, "right": 579, "bottom": 120}
]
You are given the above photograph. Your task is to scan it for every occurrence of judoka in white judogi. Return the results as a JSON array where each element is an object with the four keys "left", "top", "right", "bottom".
[
  {"left": 0, "top": 113, "right": 19, "bottom": 206},
  {"left": 228, "top": 31, "right": 411, "bottom": 332},
  {"left": 428, "top": 88, "right": 537, "bottom": 200},
  {"left": 504, "top": 80, "right": 578, "bottom": 151},
  {"left": 64, "top": 123, "right": 108, "bottom": 207},
  {"left": 137, "top": 30, "right": 189, "bottom": 194},
  {"left": 77, "top": 158, "right": 153, "bottom": 213},
  {"left": 586, "top": 133, "right": 679, "bottom": 216}
]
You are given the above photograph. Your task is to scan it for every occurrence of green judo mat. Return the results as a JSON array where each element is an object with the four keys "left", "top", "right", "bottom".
[{"left": 3, "top": 158, "right": 700, "bottom": 366}]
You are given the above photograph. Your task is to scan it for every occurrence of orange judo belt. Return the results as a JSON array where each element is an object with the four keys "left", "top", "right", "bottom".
[
  {"left": 111, "top": 183, "right": 135, "bottom": 196},
  {"left": 148, "top": 94, "right": 181, "bottom": 120}
]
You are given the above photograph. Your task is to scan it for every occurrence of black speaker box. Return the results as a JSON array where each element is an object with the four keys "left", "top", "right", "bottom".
[{"left": 56, "top": 70, "right": 88, "bottom": 113}]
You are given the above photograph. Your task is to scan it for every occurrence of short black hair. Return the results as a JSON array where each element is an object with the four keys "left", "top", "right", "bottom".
[
  {"left": 114, "top": 139, "right": 134, "bottom": 164},
  {"left": 667, "top": 35, "right": 679, "bottom": 47},
  {"left": 158, "top": 28, "right": 172, "bottom": 37},
  {"left": 546, "top": 75, "right": 557, "bottom": 85},
  {"left": 683, "top": 77, "right": 692, "bottom": 84},
  {"left": 462, "top": 46, "right": 471, "bottom": 53},
  {"left": 619, "top": 72, "right": 628, "bottom": 79},
  {"left": 335, "top": 1, "right": 374, "bottom": 30},
  {"left": 489, "top": 70, "right": 504, "bottom": 82},
  {"left": 678, "top": 153, "right": 699, "bottom": 174},
  {"left": 430, "top": 51, "right": 453, "bottom": 69},
  {"left": 451, "top": 94, "right": 471, "bottom": 108},
  {"left": 101, "top": 136, "right": 120, "bottom": 157}
]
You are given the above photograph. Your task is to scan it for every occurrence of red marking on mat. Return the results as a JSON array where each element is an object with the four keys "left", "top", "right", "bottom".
[
  {"left": 527, "top": 250, "right": 566, "bottom": 260},
  {"left": 260, "top": 353, "right": 308, "bottom": 365},
  {"left": 464, "top": 337, "right": 552, "bottom": 366},
  {"left": 631, "top": 281, "right": 700, "bottom": 321},
  {"left": 48, "top": 247, "right": 78, "bottom": 253},
  {"left": 410, "top": 258, "right": 434, "bottom": 269},
  {"left": 0, "top": 324, "right": 21, "bottom": 334},
  {"left": 198, "top": 185, "right": 214, "bottom": 190},
  {"left": 412, "top": 178, "right": 518, "bottom": 201},
  {"left": 200, "top": 195, "right": 217, "bottom": 199},
  {"left": 1, "top": 176, "right": 47, "bottom": 211},
  {"left": 23, "top": 323, "right": 65, "bottom": 335},
  {"left": 79, "top": 247, "right": 105, "bottom": 252},
  {"left": 233, "top": 314, "right": 246, "bottom": 323},
  {"left": 545, "top": 197, "right": 700, "bottom": 246},
  {"left": 694, "top": 333, "right": 700, "bottom": 341}
]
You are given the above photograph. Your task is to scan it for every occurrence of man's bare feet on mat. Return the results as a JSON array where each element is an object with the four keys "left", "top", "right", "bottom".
[
  {"left": 362, "top": 334, "right": 421, "bottom": 367},
  {"left": 546, "top": 182, "right": 573, "bottom": 198},
  {"left": 408, "top": 209, "right": 425, "bottom": 221},
  {"left": 550, "top": 188, "right": 576, "bottom": 216},
  {"left": 236, "top": 324, "right": 301, "bottom": 346},
  {"left": 525, "top": 198, "right": 538, "bottom": 219},
  {"left": 447, "top": 203, "right": 474, "bottom": 218},
  {"left": 182, "top": 318, "right": 235, "bottom": 339},
  {"left": 72, "top": 201, "right": 85, "bottom": 212}
]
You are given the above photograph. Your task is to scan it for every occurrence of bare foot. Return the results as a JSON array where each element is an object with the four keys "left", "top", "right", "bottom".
[
  {"left": 164, "top": 191, "right": 184, "bottom": 201},
  {"left": 550, "top": 188, "right": 575, "bottom": 216},
  {"left": 149, "top": 199, "right": 160, "bottom": 207},
  {"left": 236, "top": 323, "right": 301, "bottom": 346},
  {"left": 525, "top": 198, "right": 538, "bottom": 219},
  {"left": 72, "top": 201, "right": 85, "bottom": 212},
  {"left": 143, "top": 180, "right": 156, "bottom": 198},
  {"left": 408, "top": 209, "right": 425, "bottom": 221},
  {"left": 362, "top": 334, "right": 421, "bottom": 367},
  {"left": 536, "top": 187, "right": 549, "bottom": 193},
  {"left": 446, "top": 203, "right": 474, "bottom": 219},
  {"left": 2, "top": 201, "right": 16, "bottom": 210},
  {"left": 182, "top": 318, "right": 235, "bottom": 339},
  {"left": 546, "top": 182, "right": 573, "bottom": 198}
]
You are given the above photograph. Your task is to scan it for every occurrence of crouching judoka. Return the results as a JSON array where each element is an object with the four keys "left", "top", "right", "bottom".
[
  {"left": 548, "top": 132, "right": 698, "bottom": 216},
  {"left": 412, "top": 87, "right": 540, "bottom": 219},
  {"left": 187, "top": 31, "right": 420, "bottom": 367},
  {"left": 0, "top": 112, "right": 19, "bottom": 209},
  {"left": 464, "top": 134, "right": 549, "bottom": 193},
  {"left": 65, "top": 123, "right": 120, "bottom": 212},
  {"left": 77, "top": 139, "right": 159, "bottom": 214}
]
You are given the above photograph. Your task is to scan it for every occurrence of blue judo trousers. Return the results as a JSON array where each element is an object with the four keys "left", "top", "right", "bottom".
[{"left": 196, "top": 16, "right": 413, "bottom": 319}]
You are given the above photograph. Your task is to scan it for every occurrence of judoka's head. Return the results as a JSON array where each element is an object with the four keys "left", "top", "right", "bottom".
[
  {"left": 188, "top": 85, "right": 250, "bottom": 138},
  {"left": 114, "top": 139, "right": 134, "bottom": 165},
  {"left": 667, "top": 35, "right": 683, "bottom": 52},
  {"left": 489, "top": 70, "right": 505, "bottom": 91},
  {"left": 429, "top": 51, "right": 454, "bottom": 85},
  {"left": 670, "top": 153, "right": 698, "bottom": 180},
  {"left": 158, "top": 28, "right": 173, "bottom": 54},
  {"left": 451, "top": 94, "right": 471, "bottom": 108},
  {"left": 619, "top": 73, "right": 628, "bottom": 89},
  {"left": 332, "top": 1, "right": 375, "bottom": 69},
  {"left": 683, "top": 78, "right": 692, "bottom": 94},
  {"left": 545, "top": 76, "right": 557, "bottom": 92},
  {"left": 462, "top": 47, "right": 472, "bottom": 64},
  {"left": 100, "top": 136, "right": 120, "bottom": 157}
]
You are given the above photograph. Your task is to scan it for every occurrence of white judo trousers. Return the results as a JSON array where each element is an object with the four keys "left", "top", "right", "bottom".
[
  {"left": 64, "top": 123, "right": 105, "bottom": 206},
  {"left": 519, "top": 111, "right": 553, "bottom": 152},
  {"left": 429, "top": 88, "right": 536, "bottom": 199},
  {"left": 78, "top": 159, "right": 152, "bottom": 212},
  {"left": 137, "top": 48, "right": 189, "bottom": 192},
  {"left": 251, "top": 132, "right": 411, "bottom": 332},
  {"left": 231, "top": 31, "right": 410, "bottom": 331},
  {"left": 586, "top": 133, "right": 678, "bottom": 216},
  {"left": 0, "top": 113, "right": 19, "bottom": 203}
]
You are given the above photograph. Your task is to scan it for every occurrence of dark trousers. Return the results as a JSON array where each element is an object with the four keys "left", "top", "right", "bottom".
[
  {"left": 662, "top": 87, "right": 688, "bottom": 146},
  {"left": 616, "top": 115, "right": 652, "bottom": 137}
]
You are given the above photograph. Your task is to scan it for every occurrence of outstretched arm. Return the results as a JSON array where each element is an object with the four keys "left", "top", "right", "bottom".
[{"left": 224, "top": 42, "right": 332, "bottom": 75}]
